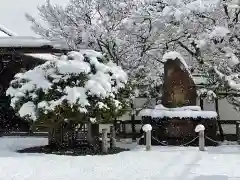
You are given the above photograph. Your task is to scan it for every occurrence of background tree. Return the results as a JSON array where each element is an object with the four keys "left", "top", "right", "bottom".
[
  {"left": 26, "top": 0, "right": 164, "bottom": 97},
  {"left": 26, "top": 0, "right": 240, "bottom": 108}
]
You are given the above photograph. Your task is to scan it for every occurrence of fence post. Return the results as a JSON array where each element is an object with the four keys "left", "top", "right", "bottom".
[
  {"left": 195, "top": 124, "right": 205, "bottom": 151},
  {"left": 199, "top": 130, "right": 205, "bottom": 151},
  {"left": 236, "top": 121, "right": 240, "bottom": 144},
  {"left": 146, "top": 130, "right": 151, "bottom": 151},
  {"left": 142, "top": 124, "right": 152, "bottom": 151},
  {"left": 101, "top": 128, "right": 108, "bottom": 153},
  {"left": 110, "top": 126, "right": 116, "bottom": 148}
]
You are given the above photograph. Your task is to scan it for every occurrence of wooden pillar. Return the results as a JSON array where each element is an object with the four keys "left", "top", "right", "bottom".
[
  {"left": 60, "top": 123, "right": 64, "bottom": 145},
  {"left": 122, "top": 122, "right": 126, "bottom": 138},
  {"left": 215, "top": 98, "right": 219, "bottom": 115},
  {"left": 215, "top": 98, "right": 224, "bottom": 141},
  {"left": 113, "top": 118, "right": 117, "bottom": 133},
  {"left": 131, "top": 102, "right": 136, "bottom": 141},
  {"left": 200, "top": 97, "right": 204, "bottom": 110}
]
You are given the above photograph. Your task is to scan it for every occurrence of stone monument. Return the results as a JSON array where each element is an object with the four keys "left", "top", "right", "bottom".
[
  {"left": 139, "top": 52, "right": 218, "bottom": 146},
  {"left": 161, "top": 57, "right": 197, "bottom": 108}
]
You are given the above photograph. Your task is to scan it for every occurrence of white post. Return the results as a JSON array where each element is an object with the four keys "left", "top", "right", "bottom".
[
  {"left": 101, "top": 128, "right": 108, "bottom": 153},
  {"left": 195, "top": 124, "right": 205, "bottom": 151},
  {"left": 199, "top": 130, "right": 205, "bottom": 151},
  {"left": 142, "top": 124, "right": 152, "bottom": 151},
  {"left": 146, "top": 130, "right": 151, "bottom": 151}
]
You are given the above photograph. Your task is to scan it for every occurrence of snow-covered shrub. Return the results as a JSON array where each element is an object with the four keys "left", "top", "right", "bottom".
[{"left": 6, "top": 50, "right": 131, "bottom": 126}]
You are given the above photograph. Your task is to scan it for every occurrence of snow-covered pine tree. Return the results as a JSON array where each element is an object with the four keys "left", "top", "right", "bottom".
[{"left": 6, "top": 50, "right": 131, "bottom": 146}]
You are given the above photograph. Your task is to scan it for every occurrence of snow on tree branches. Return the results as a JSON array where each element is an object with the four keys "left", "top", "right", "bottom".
[
  {"left": 26, "top": 0, "right": 240, "bottom": 106},
  {"left": 6, "top": 50, "right": 131, "bottom": 123}
]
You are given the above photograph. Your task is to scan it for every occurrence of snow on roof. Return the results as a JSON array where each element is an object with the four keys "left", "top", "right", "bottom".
[
  {"left": 25, "top": 53, "right": 59, "bottom": 61},
  {"left": 0, "top": 24, "right": 17, "bottom": 36},
  {"left": 139, "top": 104, "right": 218, "bottom": 119},
  {"left": 0, "top": 31, "right": 8, "bottom": 37},
  {"left": 0, "top": 36, "right": 68, "bottom": 49},
  {"left": 0, "top": 25, "right": 67, "bottom": 61}
]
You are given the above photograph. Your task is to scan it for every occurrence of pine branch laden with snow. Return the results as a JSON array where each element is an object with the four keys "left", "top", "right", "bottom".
[{"left": 6, "top": 50, "right": 131, "bottom": 124}]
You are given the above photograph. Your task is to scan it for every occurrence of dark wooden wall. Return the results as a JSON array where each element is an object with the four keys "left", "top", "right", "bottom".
[{"left": 0, "top": 54, "right": 45, "bottom": 131}]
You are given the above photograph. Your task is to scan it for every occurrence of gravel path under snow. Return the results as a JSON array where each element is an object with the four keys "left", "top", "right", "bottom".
[{"left": 0, "top": 137, "right": 239, "bottom": 180}]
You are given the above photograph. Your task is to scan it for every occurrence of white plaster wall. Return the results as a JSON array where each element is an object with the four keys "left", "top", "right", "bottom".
[
  {"left": 104, "top": 98, "right": 240, "bottom": 134},
  {"left": 197, "top": 98, "right": 240, "bottom": 134}
]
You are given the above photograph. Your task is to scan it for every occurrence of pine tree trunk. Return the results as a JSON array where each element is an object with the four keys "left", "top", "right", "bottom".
[
  {"left": 66, "top": 122, "right": 75, "bottom": 148},
  {"left": 87, "top": 123, "right": 93, "bottom": 143},
  {"left": 48, "top": 124, "right": 63, "bottom": 148},
  {"left": 48, "top": 127, "right": 54, "bottom": 146}
]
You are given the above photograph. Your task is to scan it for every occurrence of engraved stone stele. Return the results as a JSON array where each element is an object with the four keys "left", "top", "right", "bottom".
[{"left": 161, "top": 58, "right": 197, "bottom": 108}]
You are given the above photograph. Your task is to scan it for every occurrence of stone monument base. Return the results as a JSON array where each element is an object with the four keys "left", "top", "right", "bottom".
[
  {"left": 139, "top": 116, "right": 218, "bottom": 146},
  {"left": 138, "top": 105, "right": 219, "bottom": 146}
]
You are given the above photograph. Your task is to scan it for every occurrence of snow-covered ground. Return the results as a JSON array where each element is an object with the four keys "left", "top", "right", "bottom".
[{"left": 0, "top": 137, "right": 240, "bottom": 180}]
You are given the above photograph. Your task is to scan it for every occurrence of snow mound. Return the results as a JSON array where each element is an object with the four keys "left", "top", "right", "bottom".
[
  {"left": 195, "top": 124, "right": 205, "bottom": 132},
  {"left": 142, "top": 124, "right": 152, "bottom": 132},
  {"left": 139, "top": 104, "right": 217, "bottom": 119}
]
